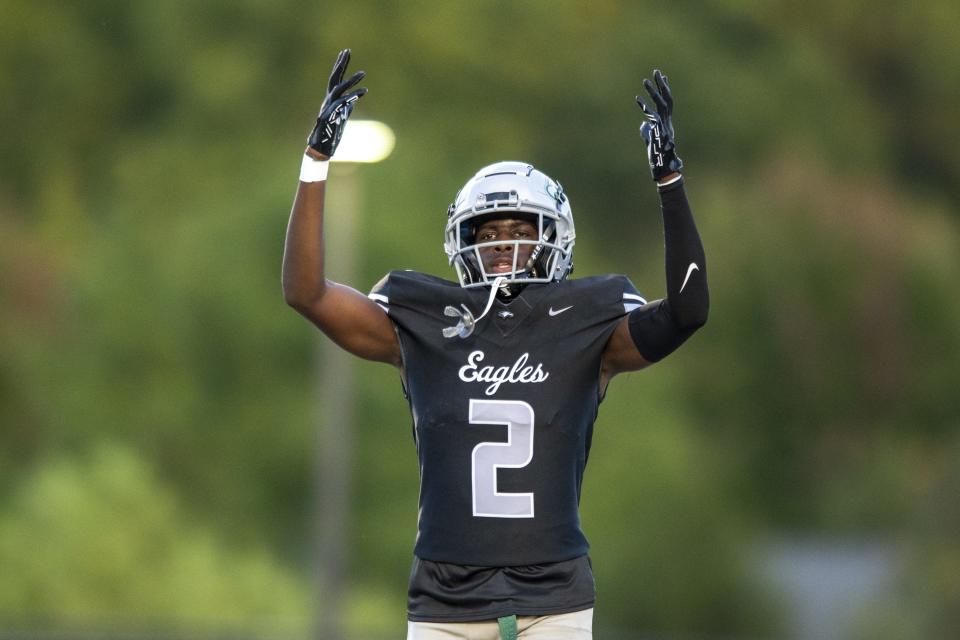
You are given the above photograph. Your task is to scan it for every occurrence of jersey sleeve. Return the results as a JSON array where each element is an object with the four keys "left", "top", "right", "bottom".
[
  {"left": 618, "top": 276, "right": 647, "bottom": 314},
  {"left": 367, "top": 270, "right": 465, "bottom": 327},
  {"left": 580, "top": 274, "right": 647, "bottom": 324},
  {"left": 367, "top": 272, "right": 393, "bottom": 313}
]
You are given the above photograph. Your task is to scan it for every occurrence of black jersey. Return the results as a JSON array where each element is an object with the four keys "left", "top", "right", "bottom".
[
  {"left": 406, "top": 555, "right": 597, "bottom": 622},
  {"left": 370, "top": 271, "right": 644, "bottom": 567}
]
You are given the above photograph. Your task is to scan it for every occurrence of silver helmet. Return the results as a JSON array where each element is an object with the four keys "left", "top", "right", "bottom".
[{"left": 444, "top": 161, "right": 576, "bottom": 288}]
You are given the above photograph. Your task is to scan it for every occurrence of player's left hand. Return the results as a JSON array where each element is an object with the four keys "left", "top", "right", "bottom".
[
  {"left": 636, "top": 69, "right": 683, "bottom": 181},
  {"left": 307, "top": 48, "right": 367, "bottom": 159}
]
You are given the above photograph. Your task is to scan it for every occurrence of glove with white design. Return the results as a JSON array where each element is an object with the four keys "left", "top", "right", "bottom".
[
  {"left": 307, "top": 49, "right": 367, "bottom": 159},
  {"left": 635, "top": 69, "right": 683, "bottom": 182}
]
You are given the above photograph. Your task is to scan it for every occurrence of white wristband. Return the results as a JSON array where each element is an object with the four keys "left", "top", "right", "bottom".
[{"left": 299, "top": 154, "right": 329, "bottom": 182}]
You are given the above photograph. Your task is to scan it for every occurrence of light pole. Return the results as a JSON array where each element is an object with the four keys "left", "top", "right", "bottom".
[{"left": 314, "top": 120, "right": 394, "bottom": 640}]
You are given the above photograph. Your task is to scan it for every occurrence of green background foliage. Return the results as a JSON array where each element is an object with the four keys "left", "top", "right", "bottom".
[{"left": 2, "top": 1, "right": 958, "bottom": 637}]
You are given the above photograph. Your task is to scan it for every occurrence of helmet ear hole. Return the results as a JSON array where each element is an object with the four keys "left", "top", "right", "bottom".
[{"left": 460, "top": 221, "right": 475, "bottom": 248}]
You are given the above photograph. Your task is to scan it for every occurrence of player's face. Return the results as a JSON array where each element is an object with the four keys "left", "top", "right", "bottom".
[{"left": 473, "top": 218, "right": 539, "bottom": 275}]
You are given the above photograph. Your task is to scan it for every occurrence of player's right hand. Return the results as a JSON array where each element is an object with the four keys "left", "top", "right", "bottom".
[{"left": 307, "top": 49, "right": 367, "bottom": 159}]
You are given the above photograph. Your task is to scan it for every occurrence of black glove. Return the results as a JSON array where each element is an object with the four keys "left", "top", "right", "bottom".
[
  {"left": 307, "top": 49, "right": 367, "bottom": 158},
  {"left": 636, "top": 69, "right": 683, "bottom": 181}
]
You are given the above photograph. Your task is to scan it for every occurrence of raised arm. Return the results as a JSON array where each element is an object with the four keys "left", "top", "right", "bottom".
[
  {"left": 602, "top": 69, "right": 709, "bottom": 382},
  {"left": 282, "top": 49, "right": 401, "bottom": 367}
]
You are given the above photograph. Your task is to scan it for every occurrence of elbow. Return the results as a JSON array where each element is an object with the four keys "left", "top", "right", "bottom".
[
  {"left": 675, "top": 313, "right": 707, "bottom": 335},
  {"left": 283, "top": 291, "right": 308, "bottom": 312},
  {"left": 282, "top": 279, "right": 325, "bottom": 313},
  {"left": 674, "top": 291, "right": 709, "bottom": 332},
  {"left": 281, "top": 279, "right": 302, "bottom": 309},
  {"left": 687, "top": 311, "right": 708, "bottom": 333},
  {"left": 685, "top": 301, "right": 709, "bottom": 330},
  {"left": 283, "top": 291, "right": 322, "bottom": 315}
]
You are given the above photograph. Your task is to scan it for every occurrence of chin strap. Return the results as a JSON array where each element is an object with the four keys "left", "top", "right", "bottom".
[
  {"left": 442, "top": 276, "right": 506, "bottom": 339},
  {"left": 523, "top": 226, "right": 554, "bottom": 277}
]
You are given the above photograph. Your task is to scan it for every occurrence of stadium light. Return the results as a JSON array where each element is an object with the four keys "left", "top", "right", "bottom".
[
  {"left": 329, "top": 119, "right": 396, "bottom": 163},
  {"left": 315, "top": 120, "right": 393, "bottom": 640}
]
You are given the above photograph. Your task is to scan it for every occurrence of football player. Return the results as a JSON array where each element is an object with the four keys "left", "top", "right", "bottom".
[{"left": 282, "top": 49, "right": 708, "bottom": 640}]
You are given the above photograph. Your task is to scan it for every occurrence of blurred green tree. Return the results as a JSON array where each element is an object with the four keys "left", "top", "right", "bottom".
[{"left": 2, "top": 0, "right": 959, "bottom": 636}]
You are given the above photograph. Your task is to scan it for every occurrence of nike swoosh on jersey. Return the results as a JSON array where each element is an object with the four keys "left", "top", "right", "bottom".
[
  {"left": 679, "top": 262, "right": 700, "bottom": 294},
  {"left": 548, "top": 305, "right": 573, "bottom": 316}
]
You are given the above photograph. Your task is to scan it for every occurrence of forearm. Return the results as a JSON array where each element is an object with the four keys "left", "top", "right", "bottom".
[
  {"left": 282, "top": 178, "right": 329, "bottom": 308},
  {"left": 625, "top": 179, "right": 708, "bottom": 364},
  {"left": 659, "top": 178, "right": 708, "bottom": 329}
]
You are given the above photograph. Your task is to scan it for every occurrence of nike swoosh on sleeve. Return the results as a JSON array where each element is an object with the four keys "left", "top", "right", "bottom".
[{"left": 679, "top": 263, "right": 700, "bottom": 294}]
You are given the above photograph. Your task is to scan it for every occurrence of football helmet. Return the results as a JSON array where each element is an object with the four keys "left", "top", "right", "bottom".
[{"left": 444, "top": 161, "right": 576, "bottom": 288}]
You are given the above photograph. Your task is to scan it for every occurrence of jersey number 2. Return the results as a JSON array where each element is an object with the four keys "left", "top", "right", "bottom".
[{"left": 469, "top": 399, "right": 535, "bottom": 518}]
